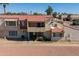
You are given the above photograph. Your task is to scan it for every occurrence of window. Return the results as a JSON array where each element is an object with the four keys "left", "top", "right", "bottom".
[
  {"left": 6, "top": 21, "right": 16, "bottom": 26},
  {"left": 53, "top": 33, "right": 57, "bottom": 37},
  {"left": 72, "top": 20, "right": 79, "bottom": 25},
  {"left": 37, "top": 32, "right": 43, "bottom": 36},
  {"left": 53, "top": 33, "right": 63, "bottom": 37},
  {"left": 28, "top": 22, "right": 36, "bottom": 27},
  {"left": 29, "top": 22, "right": 45, "bottom": 27},
  {"left": 9, "top": 31, "right": 17, "bottom": 36},
  {"left": 37, "top": 22, "right": 45, "bottom": 27}
]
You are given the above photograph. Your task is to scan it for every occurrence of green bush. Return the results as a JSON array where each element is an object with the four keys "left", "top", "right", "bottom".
[{"left": 43, "top": 36, "right": 51, "bottom": 41}]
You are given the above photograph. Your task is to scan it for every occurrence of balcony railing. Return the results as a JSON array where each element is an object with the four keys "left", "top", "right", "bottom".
[{"left": 28, "top": 27, "right": 45, "bottom": 32}]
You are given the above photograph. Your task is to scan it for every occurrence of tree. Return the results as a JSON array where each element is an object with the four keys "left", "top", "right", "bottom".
[
  {"left": 33, "top": 12, "right": 41, "bottom": 15},
  {"left": 0, "top": 3, "right": 9, "bottom": 14},
  {"left": 52, "top": 12, "right": 57, "bottom": 18},
  {"left": 6, "top": 12, "right": 28, "bottom": 15},
  {"left": 61, "top": 12, "right": 68, "bottom": 15},
  {"left": 45, "top": 6, "right": 53, "bottom": 15}
]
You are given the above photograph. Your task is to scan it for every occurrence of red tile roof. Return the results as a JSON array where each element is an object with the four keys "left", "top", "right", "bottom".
[
  {"left": 51, "top": 27, "right": 64, "bottom": 32},
  {"left": 0, "top": 15, "right": 53, "bottom": 21},
  {"left": 62, "top": 15, "right": 79, "bottom": 20}
]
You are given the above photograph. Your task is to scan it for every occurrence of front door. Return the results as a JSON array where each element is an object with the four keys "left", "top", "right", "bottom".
[{"left": 29, "top": 32, "right": 37, "bottom": 41}]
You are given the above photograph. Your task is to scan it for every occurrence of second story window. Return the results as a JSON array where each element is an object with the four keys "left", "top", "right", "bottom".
[
  {"left": 6, "top": 21, "right": 17, "bottom": 26},
  {"left": 29, "top": 22, "right": 45, "bottom": 27},
  {"left": 37, "top": 22, "right": 45, "bottom": 27}
]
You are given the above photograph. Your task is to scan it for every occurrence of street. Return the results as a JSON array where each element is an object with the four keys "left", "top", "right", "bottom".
[{"left": 0, "top": 42, "right": 79, "bottom": 56}]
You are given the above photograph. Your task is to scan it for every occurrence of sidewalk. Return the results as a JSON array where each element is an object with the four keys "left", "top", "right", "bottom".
[{"left": 0, "top": 39, "right": 79, "bottom": 47}]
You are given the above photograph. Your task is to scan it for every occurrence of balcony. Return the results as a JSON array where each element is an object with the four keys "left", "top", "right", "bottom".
[
  {"left": 20, "top": 20, "right": 27, "bottom": 29},
  {"left": 28, "top": 27, "right": 45, "bottom": 32}
]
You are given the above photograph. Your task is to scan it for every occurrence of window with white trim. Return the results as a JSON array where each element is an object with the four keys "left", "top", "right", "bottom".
[
  {"left": 9, "top": 31, "right": 17, "bottom": 36},
  {"left": 6, "top": 21, "right": 17, "bottom": 26},
  {"left": 53, "top": 32, "right": 63, "bottom": 37}
]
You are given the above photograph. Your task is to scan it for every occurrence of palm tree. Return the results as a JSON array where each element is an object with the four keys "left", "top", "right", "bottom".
[{"left": 0, "top": 3, "right": 9, "bottom": 14}]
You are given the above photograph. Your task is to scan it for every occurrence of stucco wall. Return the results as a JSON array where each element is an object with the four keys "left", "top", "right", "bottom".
[{"left": 64, "top": 26, "right": 79, "bottom": 41}]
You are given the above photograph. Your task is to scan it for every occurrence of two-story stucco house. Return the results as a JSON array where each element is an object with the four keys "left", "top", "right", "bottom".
[{"left": 0, "top": 14, "right": 65, "bottom": 41}]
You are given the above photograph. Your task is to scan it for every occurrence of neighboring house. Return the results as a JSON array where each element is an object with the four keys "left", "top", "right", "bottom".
[
  {"left": 45, "top": 17, "right": 64, "bottom": 41},
  {"left": 63, "top": 14, "right": 79, "bottom": 41}
]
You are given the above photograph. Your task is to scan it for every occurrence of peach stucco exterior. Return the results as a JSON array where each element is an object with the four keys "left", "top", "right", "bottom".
[
  {"left": 0, "top": 15, "right": 54, "bottom": 40},
  {"left": 0, "top": 14, "right": 65, "bottom": 41}
]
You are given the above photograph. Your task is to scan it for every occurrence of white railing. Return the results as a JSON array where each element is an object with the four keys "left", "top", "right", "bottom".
[{"left": 28, "top": 27, "right": 45, "bottom": 32}]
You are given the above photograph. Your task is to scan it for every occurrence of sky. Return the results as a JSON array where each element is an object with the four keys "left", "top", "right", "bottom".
[{"left": 0, "top": 3, "right": 79, "bottom": 14}]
